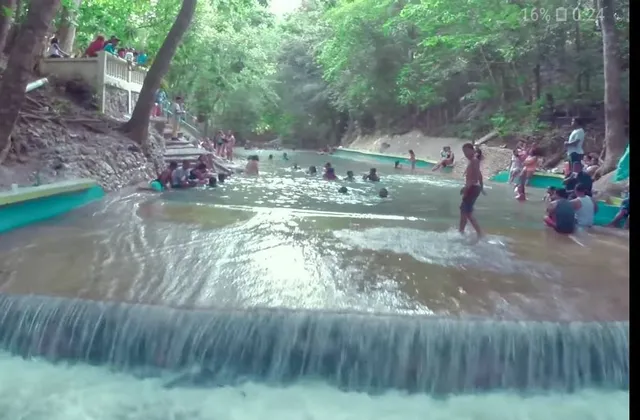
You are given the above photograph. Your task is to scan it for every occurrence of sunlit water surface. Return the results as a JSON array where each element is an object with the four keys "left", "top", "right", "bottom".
[
  {"left": 0, "top": 150, "right": 629, "bottom": 419},
  {"left": 0, "top": 150, "right": 628, "bottom": 320}
]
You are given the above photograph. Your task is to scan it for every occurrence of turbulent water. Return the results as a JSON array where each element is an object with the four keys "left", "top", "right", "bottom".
[{"left": 0, "top": 150, "right": 629, "bottom": 418}]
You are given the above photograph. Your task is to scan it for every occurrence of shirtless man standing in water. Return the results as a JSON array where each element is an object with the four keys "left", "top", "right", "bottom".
[{"left": 459, "top": 143, "right": 484, "bottom": 240}]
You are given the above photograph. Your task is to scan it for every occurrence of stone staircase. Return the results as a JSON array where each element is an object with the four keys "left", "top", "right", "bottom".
[{"left": 152, "top": 119, "right": 241, "bottom": 174}]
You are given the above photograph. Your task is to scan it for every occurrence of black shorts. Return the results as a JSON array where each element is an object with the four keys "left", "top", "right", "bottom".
[
  {"left": 568, "top": 152, "right": 584, "bottom": 164},
  {"left": 460, "top": 185, "right": 482, "bottom": 214}
]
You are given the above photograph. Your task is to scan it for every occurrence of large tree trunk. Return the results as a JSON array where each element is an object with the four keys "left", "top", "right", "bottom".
[
  {"left": 57, "top": 0, "right": 82, "bottom": 53},
  {"left": 597, "top": 0, "right": 627, "bottom": 176},
  {"left": 0, "top": 0, "right": 60, "bottom": 158},
  {"left": 121, "top": 0, "right": 197, "bottom": 146},
  {"left": 0, "top": 0, "right": 17, "bottom": 53}
]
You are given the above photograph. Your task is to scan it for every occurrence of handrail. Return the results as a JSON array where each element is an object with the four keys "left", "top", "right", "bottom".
[{"left": 164, "top": 107, "right": 201, "bottom": 137}]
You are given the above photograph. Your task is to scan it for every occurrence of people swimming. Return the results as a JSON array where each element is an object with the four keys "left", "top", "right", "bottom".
[
  {"left": 408, "top": 150, "right": 416, "bottom": 171},
  {"left": 283, "top": 152, "right": 289, "bottom": 161},
  {"left": 544, "top": 188, "right": 575, "bottom": 234},
  {"left": 363, "top": 168, "right": 380, "bottom": 182},
  {"left": 459, "top": 143, "right": 484, "bottom": 239},
  {"left": 338, "top": 186, "right": 348, "bottom": 194},
  {"left": 345, "top": 170, "right": 355, "bottom": 181},
  {"left": 245, "top": 155, "right": 259, "bottom": 175},
  {"left": 432, "top": 146, "right": 454, "bottom": 171},
  {"left": 268, "top": 154, "right": 273, "bottom": 160},
  {"left": 394, "top": 160, "right": 402, "bottom": 169},
  {"left": 379, "top": 188, "right": 388, "bottom": 198},
  {"left": 324, "top": 167, "right": 337, "bottom": 180},
  {"left": 308, "top": 165, "right": 317, "bottom": 175},
  {"left": 152, "top": 161, "right": 178, "bottom": 190},
  {"left": 570, "top": 183, "right": 597, "bottom": 228},
  {"left": 171, "top": 160, "right": 197, "bottom": 188}
]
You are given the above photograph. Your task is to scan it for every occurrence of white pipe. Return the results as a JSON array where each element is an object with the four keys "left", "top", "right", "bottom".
[{"left": 25, "top": 78, "right": 48, "bottom": 93}]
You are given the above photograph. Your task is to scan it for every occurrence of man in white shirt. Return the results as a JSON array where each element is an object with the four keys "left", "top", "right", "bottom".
[
  {"left": 565, "top": 117, "right": 585, "bottom": 164},
  {"left": 170, "top": 96, "right": 185, "bottom": 139}
]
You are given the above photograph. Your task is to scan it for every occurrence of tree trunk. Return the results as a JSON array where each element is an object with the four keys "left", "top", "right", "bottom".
[
  {"left": 121, "top": 0, "right": 198, "bottom": 146},
  {"left": 0, "top": 0, "right": 60, "bottom": 157},
  {"left": 0, "top": 0, "right": 16, "bottom": 53},
  {"left": 597, "top": 0, "right": 627, "bottom": 176},
  {"left": 57, "top": 0, "right": 82, "bottom": 53}
]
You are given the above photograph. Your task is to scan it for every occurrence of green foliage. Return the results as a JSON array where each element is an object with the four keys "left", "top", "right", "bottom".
[{"left": 65, "top": 0, "right": 628, "bottom": 144}]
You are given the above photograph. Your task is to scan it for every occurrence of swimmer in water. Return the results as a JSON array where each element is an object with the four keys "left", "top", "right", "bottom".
[
  {"left": 268, "top": 154, "right": 273, "bottom": 160},
  {"left": 544, "top": 188, "right": 575, "bottom": 234},
  {"left": 283, "top": 152, "right": 289, "bottom": 161},
  {"left": 308, "top": 165, "right": 317, "bottom": 175},
  {"left": 394, "top": 160, "right": 402, "bottom": 169},
  {"left": 245, "top": 155, "right": 259, "bottom": 175},
  {"left": 543, "top": 186, "right": 556, "bottom": 202},
  {"left": 459, "top": 143, "right": 484, "bottom": 239},
  {"left": 324, "top": 167, "right": 337, "bottom": 180},
  {"left": 338, "top": 186, "right": 348, "bottom": 194},
  {"left": 345, "top": 170, "right": 355, "bottom": 181},
  {"left": 293, "top": 163, "right": 299, "bottom": 170},
  {"left": 363, "top": 168, "right": 380, "bottom": 182},
  {"left": 155, "top": 161, "right": 178, "bottom": 190},
  {"left": 379, "top": 188, "right": 388, "bottom": 198}
]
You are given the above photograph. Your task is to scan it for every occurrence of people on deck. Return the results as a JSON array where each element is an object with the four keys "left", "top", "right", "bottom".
[
  {"left": 245, "top": 155, "right": 259, "bottom": 175},
  {"left": 565, "top": 117, "right": 585, "bottom": 165},
  {"left": 103, "top": 36, "right": 119, "bottom": 55},
  {"left": 363, "top": 168, "right": 380, "bottom": 182},
  {"left": 563, "top": 161, "right": 593, "bottom": 197},
  {"left": 345, "top": 170, "right": 355, "bottom": 181},
  {"left": 607, "top": 194, "right": 630, "bottom": 229},
  {"left": 137, "top": 51, "right": 148, "bottom": 66},
  {"left": 459, "top": 143, "right": 484, "bottom": 239},
  {"left": 84, "top": 35, "right": 105, "bottom": 57},
  {"left": 408, "top": 150, "right": 416, "bottom": 171},
  {"left": 570, "top": 183, "right": 597, "bottom": 228},
  {"left": 432, "top": 146, "right": 454, "bottom": 171},
  {"left": 544, "top": 188, "right": 575, "bottom": 234},
  {"left": 47, "top": 37, "right": 70, "bottom": 58}
]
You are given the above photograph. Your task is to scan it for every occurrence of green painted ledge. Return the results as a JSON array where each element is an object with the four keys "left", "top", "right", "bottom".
[
  {"left": 333, "top": 148, "right": 453, "bottom": 172},
  {"left": 0, "top": 179, "right": 105, "bottom": 234}
]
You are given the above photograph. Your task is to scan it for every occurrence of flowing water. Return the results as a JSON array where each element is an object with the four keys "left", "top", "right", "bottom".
[{"left": 0, "top": 150, "right": 629, "bottom": 418}]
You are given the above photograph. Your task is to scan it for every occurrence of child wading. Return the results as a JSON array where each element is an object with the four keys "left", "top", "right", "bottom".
[{"left": 459, "top": 143, "right": 485, "bottom": 240}]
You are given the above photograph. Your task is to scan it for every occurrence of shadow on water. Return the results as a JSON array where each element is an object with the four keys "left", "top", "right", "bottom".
[{"left": 0, "top": 293, "right": 628, "bottom": 395}]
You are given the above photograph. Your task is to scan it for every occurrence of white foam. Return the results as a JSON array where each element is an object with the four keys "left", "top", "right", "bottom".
[{"left": 0, "top": 352, "right": 628, "bottom": 420}]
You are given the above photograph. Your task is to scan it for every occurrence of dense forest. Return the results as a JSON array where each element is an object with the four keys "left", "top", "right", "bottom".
[{"left": 0, "top": 0, "right": 630, "bottom": 173}]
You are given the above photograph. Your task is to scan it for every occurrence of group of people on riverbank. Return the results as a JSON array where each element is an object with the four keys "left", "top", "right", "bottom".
[
  {"left": 506, "top": 117, "right": 628, "bottom": 233},
  {"left": 201, "top": 131, "right": 236, "bottom": 161},
  {"left": 153, "top": 156, "right": 228, "bottom": 190}
]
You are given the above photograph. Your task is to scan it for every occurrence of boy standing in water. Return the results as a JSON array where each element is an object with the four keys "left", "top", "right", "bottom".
[{"left": 459, "top": 143, "right": 484, "bottom": 239}]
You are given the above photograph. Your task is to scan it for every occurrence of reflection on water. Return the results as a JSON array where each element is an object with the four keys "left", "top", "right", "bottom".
[{"left": 0, "top": 151, "right": 629, "bottom": 320}]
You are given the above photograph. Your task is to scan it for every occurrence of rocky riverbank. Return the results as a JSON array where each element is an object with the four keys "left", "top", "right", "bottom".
[{"left": 0, "top": 83, "right": 165, "bottom": 192}]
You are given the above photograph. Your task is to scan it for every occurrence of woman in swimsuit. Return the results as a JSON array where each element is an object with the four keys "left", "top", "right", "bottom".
[{"left": 408, "top": 150, "right": 416, "bottom": 171}]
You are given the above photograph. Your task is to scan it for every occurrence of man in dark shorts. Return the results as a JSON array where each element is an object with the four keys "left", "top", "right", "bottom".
[{"left": 459, "top": 143, "right": 484, "bottom": 239}]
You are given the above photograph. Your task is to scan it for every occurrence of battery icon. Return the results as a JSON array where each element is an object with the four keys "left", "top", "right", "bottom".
[{"left": 556, "top": 7, "right": 567, "bottom": 22}]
